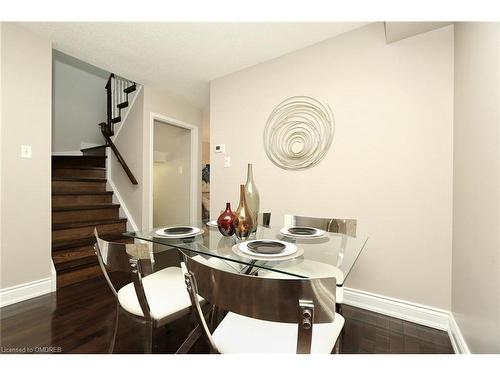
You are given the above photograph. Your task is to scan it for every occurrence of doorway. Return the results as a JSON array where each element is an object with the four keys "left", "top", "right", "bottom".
[{"left": 153, "top": 119, "right": 193, "bottom": 227}]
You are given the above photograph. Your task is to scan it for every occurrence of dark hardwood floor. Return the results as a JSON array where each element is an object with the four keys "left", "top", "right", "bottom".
[{"left": 0, "top": 275, "right": 454, "bottom": 354}]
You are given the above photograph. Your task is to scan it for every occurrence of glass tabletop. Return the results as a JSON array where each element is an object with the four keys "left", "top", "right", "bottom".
[{"left": 124, "top": 224, "right": 368, "bottom": 284}]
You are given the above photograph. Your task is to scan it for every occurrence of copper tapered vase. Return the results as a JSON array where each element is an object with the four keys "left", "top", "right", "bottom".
[{"left": 233, "top": 184, "right": 254, "bottom": 240}]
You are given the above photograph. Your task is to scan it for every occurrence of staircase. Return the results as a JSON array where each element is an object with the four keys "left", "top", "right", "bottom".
[{"left": 51, "top": 73, "right": 138, "bottom": 288}]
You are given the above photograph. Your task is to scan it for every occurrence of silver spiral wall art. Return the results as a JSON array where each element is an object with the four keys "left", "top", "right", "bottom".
[{"left": 263, "top": 96, "right": 335, "bottom": 170}]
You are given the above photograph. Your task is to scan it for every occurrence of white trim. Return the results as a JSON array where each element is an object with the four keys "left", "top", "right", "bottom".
[
  {"left": 51, "top": 150, "right": 82, "bottom": 156},
  {"left": 107, "top": 177, "right": 139, "bottom": 232},
  {"left": 344, "top": 287, "right": 450, "bottom": 330},
  {"left": 50, "top": 261, "right": 57, "bottom": 292},
  {"left": 148, "top": 112, "right": 199, "bottom": 229},
  {"left": 343, "top": 287, "right": 471, "bottom": 354},
  {"left": 448, "top": 312, "right": 471, "bottom": 354},
  {"left": 112, "top": 85, "right": 142, "bottom": 140},
  {"left": 0, "top": 277, "right": 53, "bottom": 308}
]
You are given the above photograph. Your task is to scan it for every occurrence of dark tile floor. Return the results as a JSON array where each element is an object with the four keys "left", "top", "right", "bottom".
[{"left": 0, "top": 275, "right": 454, "bottom": 354}]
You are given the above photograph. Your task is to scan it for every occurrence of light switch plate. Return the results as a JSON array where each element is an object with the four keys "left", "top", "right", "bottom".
[
  {"left": 21, "top": 145, "right": 32, "bottom": 159},
  {"left": 224, "top": 156, "right": 231, "bottom": 168}
]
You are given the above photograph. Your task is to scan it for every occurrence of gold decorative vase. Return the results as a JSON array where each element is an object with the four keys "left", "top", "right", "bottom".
[
  {"left": 244, "top": 163, "right": 260, "bottom": 232},
  {"left": 234, "top": 184, "right": 254, "bottom": 240}
]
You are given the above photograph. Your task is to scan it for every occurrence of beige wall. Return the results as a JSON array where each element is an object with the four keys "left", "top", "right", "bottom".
[
  {"left": 0, "top": 23, "right": 3, "bottom": 279},
  {"left": 202, "top": 109, "right": 210, "bottom": 164},
  {"left": 110, "top": 85, "right": 202, "bottom": 230},
  {"left": 210, "top": 22, "right": 454, "bottom": 309},
  {"left": 0, "top": 23, "right": 52, "bottom": 289},
  {"left": 153, "top": 121, "right": 191, "bottom": 226},
  {"left": 452, "top": 22, "right": 500, "bottom": 353}
]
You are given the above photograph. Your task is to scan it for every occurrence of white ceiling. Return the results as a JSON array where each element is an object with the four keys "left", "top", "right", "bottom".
[{"left": 18, "top": 22, "right": 368, "bottom": 109}]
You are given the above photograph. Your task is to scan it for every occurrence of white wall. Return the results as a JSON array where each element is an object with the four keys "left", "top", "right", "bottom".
[
  {"left": 153, "top": 121, "right": 191, "bottom": 226},
  {"left": 0, "top": 23, "right": 52, "bottom": 290},
  {"left": 109, "top": 87, "right": 144, "bottom": 229},
  {"left": 52, "top": 50, "right": 108, "bottom": 153},
  {"left": 210, "top": 22, "right": 454, "bottom": 309},
  {"left": 452, "top": 22, "right": 500, "bottom": 353}
]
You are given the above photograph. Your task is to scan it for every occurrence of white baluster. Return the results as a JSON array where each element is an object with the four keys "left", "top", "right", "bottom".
[{"left": 120, "top": 78, "right": 124, "bottom": 105}]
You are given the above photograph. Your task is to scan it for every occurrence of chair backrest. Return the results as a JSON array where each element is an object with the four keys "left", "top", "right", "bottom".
[
  {"left": 94, "top": 228, "right": 153, "bottom": 320},
  {"left": 181, "top": 252, "right": 337, "bottom": 353},
  {"left": 259, "top": 212, "right": 271, "bottom": 227},
  {"left": 284, "top": 214, "right": 357, "bottom": 236}
]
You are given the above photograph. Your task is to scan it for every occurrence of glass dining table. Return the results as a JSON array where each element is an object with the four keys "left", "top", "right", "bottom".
[{"left": 124, "top": 223, "right": 368, "bottom": 285}]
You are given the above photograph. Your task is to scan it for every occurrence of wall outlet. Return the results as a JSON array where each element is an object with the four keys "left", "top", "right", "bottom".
[
  {"left": 224, "top": 156, "right": 231, "bottom": 168},
  {"left": 21, "top": 145, "right": 32, "bottom": 159},
  {"left": 215, "top": 144, "right": 226, "bottom": 153}
]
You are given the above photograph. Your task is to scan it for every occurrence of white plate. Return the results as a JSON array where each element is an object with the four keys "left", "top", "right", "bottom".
[
  {"left": 206, "top": 220, "right": 218, "bottom": 228},
  {"left": 154, "top": 226, "right": 203, "bottom": 238},
  {"left": 280, "top": 226, "right": 325, "bottom": 238},
  {"left": 238, "top": 240, "right": 297, "bottom": 258}
]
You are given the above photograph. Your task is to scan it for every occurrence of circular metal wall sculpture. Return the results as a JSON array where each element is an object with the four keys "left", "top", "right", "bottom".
[{"left": 263, "top": 96, "right": 335, "bottom": 170}]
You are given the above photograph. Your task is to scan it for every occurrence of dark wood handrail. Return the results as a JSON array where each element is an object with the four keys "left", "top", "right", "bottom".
[
  {"left": 99, "top": 123, "right": 138, "bottom": 185},
  {"left": 105, "top": 73, "right": 114, "bottom": 132}
]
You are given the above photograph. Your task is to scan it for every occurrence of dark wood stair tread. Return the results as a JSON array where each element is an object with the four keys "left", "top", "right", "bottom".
[
  {"left": 111, "top": 116, "right": 121, "bottom": 124},
  {"left": 80, "top": 145, "right": 108, "bottom": 152},
  {"left": 55, "top": 256, "right": 98, "bottom": 273},
  {"left": 52, "top": 217, "right": 127, "bottom": 230},
  {"left": 117, "top": 101, "right": 129, "bottom": 109},
  {"left": 52, "top": 233, "right": 131, "bottom": 251},
  {"left": 53, "top": 166, "right": 106, "bottom": 171},
  {"left": 52, "top": 155, "right": 107, "bottom": 159},
  {"left": 52, "top": 191, "right": 113, "bottom": 196},
  {"left": 52, "top": 177, "right": 107, "bottom": 182},
  {"left": 52, "top": 203, "right": 120, "bottom": 212},
  {"left": 124, "top": 84, "right": 136, "bottom": 94}
]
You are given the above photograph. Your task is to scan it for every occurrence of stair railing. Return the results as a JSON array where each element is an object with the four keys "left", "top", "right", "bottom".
[{"left": 101, "top": 73, "right": 138, "bottom": 185}]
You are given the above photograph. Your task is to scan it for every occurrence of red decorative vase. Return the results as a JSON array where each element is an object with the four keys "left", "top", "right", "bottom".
[{"left": 217, "top": 202, "right": 236, "bottom": 237}]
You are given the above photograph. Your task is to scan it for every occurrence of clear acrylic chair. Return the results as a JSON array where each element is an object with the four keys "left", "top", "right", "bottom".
[
  {"left": 180, "top": 252, "right": 344, "bottom": 354},
  {"left": 94, "top": 228, "right": 202, "bottom": 353}
]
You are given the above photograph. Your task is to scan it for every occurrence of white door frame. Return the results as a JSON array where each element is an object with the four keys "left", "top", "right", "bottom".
[{"left": 148, "top": 112, "right": 199, "bottom": 228}]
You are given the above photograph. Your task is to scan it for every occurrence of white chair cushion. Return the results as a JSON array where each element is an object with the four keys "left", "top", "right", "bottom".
[
  {"left": 191, "top": 254, "right": 242, "bottom": 273},
  {"left": 336, "top": 286, "right": 343, "bottom": 304},
  {"left": 117, "top": 266, "right": 195, "bottom": 322},
  {"left": 212, "top": 312, "right": 344, "bottom": 354}
]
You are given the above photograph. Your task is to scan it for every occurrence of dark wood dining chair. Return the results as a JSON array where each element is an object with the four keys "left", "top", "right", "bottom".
[
  {"left": 93, "top": 228, "right": 203, "bottom": 353},
  {"left": 284, "top": 214, "right": 357, "bottom": 236},
  {"left": 180, "top": 252, "right": 344, "bottom": 354}
]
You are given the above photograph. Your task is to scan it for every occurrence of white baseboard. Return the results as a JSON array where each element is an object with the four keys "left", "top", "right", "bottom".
[
  {"left": 448, "top": 312, "right": 471, "bottom": 354},
  {"left": 107, "top": 174, "right": 139, "bottom": 232},
  {"left": 0, "top": 277, "right": 53, "bottom": 308},
  {"left": 51, "top": 260, "right": 57, "bottom": 292},
  {"left": 344, "top": 287, "right": 450, "bottom": 330},
  {"left": 343, "top": 287, "right": 469, "bottom": 354}
]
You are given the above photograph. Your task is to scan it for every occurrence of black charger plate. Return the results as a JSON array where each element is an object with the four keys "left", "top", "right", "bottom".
[
  {"left": 247, "top": 240, "right": 286, "bottom": 254},
  {"left": 163, "top": 227, "right": 194, "bottom": 235},
  {"left": 287, "top": 227, "right": 318, "bottom": 235}
]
